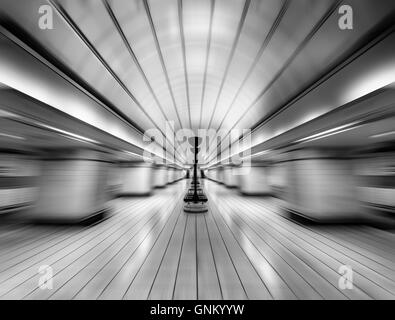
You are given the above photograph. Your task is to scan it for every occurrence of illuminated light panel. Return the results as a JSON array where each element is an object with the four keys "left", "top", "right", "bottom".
[
  {"left": 0, "top": 109, "right": 21, "bottom": 119},
  {"left": 38, "top": 123, "right": 100, "bottom": 144},
  {"left": 370, "top": 131, "right": 395, "bottom": 139},
  {"left": 250, "top": 149, "right": 273, "bottom": 159},
  {"left": 296, "top": 122, "right": 362, "bottom": 144},
  {"left": 0, "top": 132, "right": 26, "bottom": 140},
  {"left": 122, "top": 150, "right": 146, "bottom": 159},
  {"left": 295, "top": 109, "right": 329, "bottom": 127},
  {"left": 343, "top": 66, "right": 395, "bottom": 103}
]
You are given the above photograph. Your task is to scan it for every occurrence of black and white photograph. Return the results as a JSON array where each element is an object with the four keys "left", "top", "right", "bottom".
[{"left": 0, "top": 0, "right": 394, "bottom": 312}]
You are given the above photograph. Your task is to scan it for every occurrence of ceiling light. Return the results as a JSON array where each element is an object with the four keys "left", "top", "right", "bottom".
[
  {"left": 123, "top": 150, "right": 146, "bottom": 159},
  {"left": 370, "top": 131, "right": 395, "bottom": 139},
  {"left": 295, "top": 121, "right": 360, "bottom": 144},
  {"left": 250, "top": 149, "right": 272, "bottom": 159},
  {"left": 0, "top": 132, "right": 25, "bottom": 140},
  {"left": 343, "top": 68, "right": 395, "bottom": 103},
  {"left": 38, "top": 123, "right": 100, "bottom": 144},
  {"left": 0, "top": 109, "right": 21, "bottom": 119},
  {"left": 304, "top": 126, "right": 362, "bottom": 143}
]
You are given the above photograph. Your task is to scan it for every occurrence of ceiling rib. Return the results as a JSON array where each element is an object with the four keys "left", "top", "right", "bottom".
[
  {"left": 198, "top": 0, "right": 215, "bottom": 130},
  {"left": 214, "top": 0, "right": 290, "bottom": 133},
  {"left": 177, "top": 0, "right": 192, "bottom": 129},
  {"left": 49, "top": 0, "right": 184, "bottom": 164},
  {"left": 204, "top": 0, "right": 289, "bottom": 162},
  {"left": 102, "top": 0, "right": 186, "bottom": 161},
  {"left": 206, "top": 0, "right": 342, "bottom": 165},
  {"left": 142, "top": 0, "right": 185, "bottom": 131},
  {"left": 206, "top": 0, "right": 251, "bottom": 130}
]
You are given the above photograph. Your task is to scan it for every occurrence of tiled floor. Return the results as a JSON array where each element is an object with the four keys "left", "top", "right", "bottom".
[{"left": 0, "top": 180, "right": 394, "bottom": 300}]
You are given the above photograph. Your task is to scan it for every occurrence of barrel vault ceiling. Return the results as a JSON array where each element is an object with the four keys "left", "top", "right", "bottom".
[{"left": 1, "top": 0, "right": 395, "bottom": 164}]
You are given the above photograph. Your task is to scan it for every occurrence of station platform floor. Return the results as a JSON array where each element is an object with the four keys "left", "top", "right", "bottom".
[{"left": 0, "top": 180, "right": 394, "bottom": 300}]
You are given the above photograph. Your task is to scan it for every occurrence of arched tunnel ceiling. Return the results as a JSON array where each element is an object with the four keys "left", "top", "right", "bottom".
[{"left": 1, "top": 0, "right": 395, "bottom": 165}]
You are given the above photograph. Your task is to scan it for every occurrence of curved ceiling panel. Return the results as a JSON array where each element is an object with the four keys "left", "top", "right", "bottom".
[{"left": 1, "top": 0, "right": 395, "bottom": 166}]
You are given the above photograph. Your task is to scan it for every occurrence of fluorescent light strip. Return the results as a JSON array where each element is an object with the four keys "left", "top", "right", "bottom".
[
  {"left": 250, "top": 149, "right": 272, "bottom": 159},
  {"left": 123, "top": 150, "right": 148, "bottom": 160},
  {"left": 370, "top": 131, "right": 395, "bottom": 139},
  {"left": 0, "top": 109, "right": 21, "bottom": 119},
  {"left": 301, "top": 126, "right": 362, "bottom": 143},
  {"left": 0, "top": 108, "right": 99, "bottom": 144},
  {"left": 295, "top": 122, "right": 360, "bottom": 143},
  {"left": 0, "top": 132, "right": 26, "bottom": 140},
  {"left": 38, "top": 123, "right": 100, "bottom": 144}
]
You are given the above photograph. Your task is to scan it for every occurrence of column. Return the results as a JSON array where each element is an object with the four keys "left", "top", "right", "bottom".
[
  {"left": 223, "top": 165, "right": 238, "bottom": 188},
  {"left": 0, "top": 153, "right": 39, "bottom": 213},
  {"left": 167, "top": 167, "right": 175, "bottom": 184},
  {"left": 30, "top": 149, "right": 110, "bottom": 224},
  {"left": 118, "top": 161, "right": 153, "bottom": 196},
  {"left": 282, "top": 149, "right": 363, "bottom": 221},
  {"left": 238, "top": 162, "right": 272, "bottom": 195},
  {"left": 153, "top": 164, "right": 168, "bottom": 188}
]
